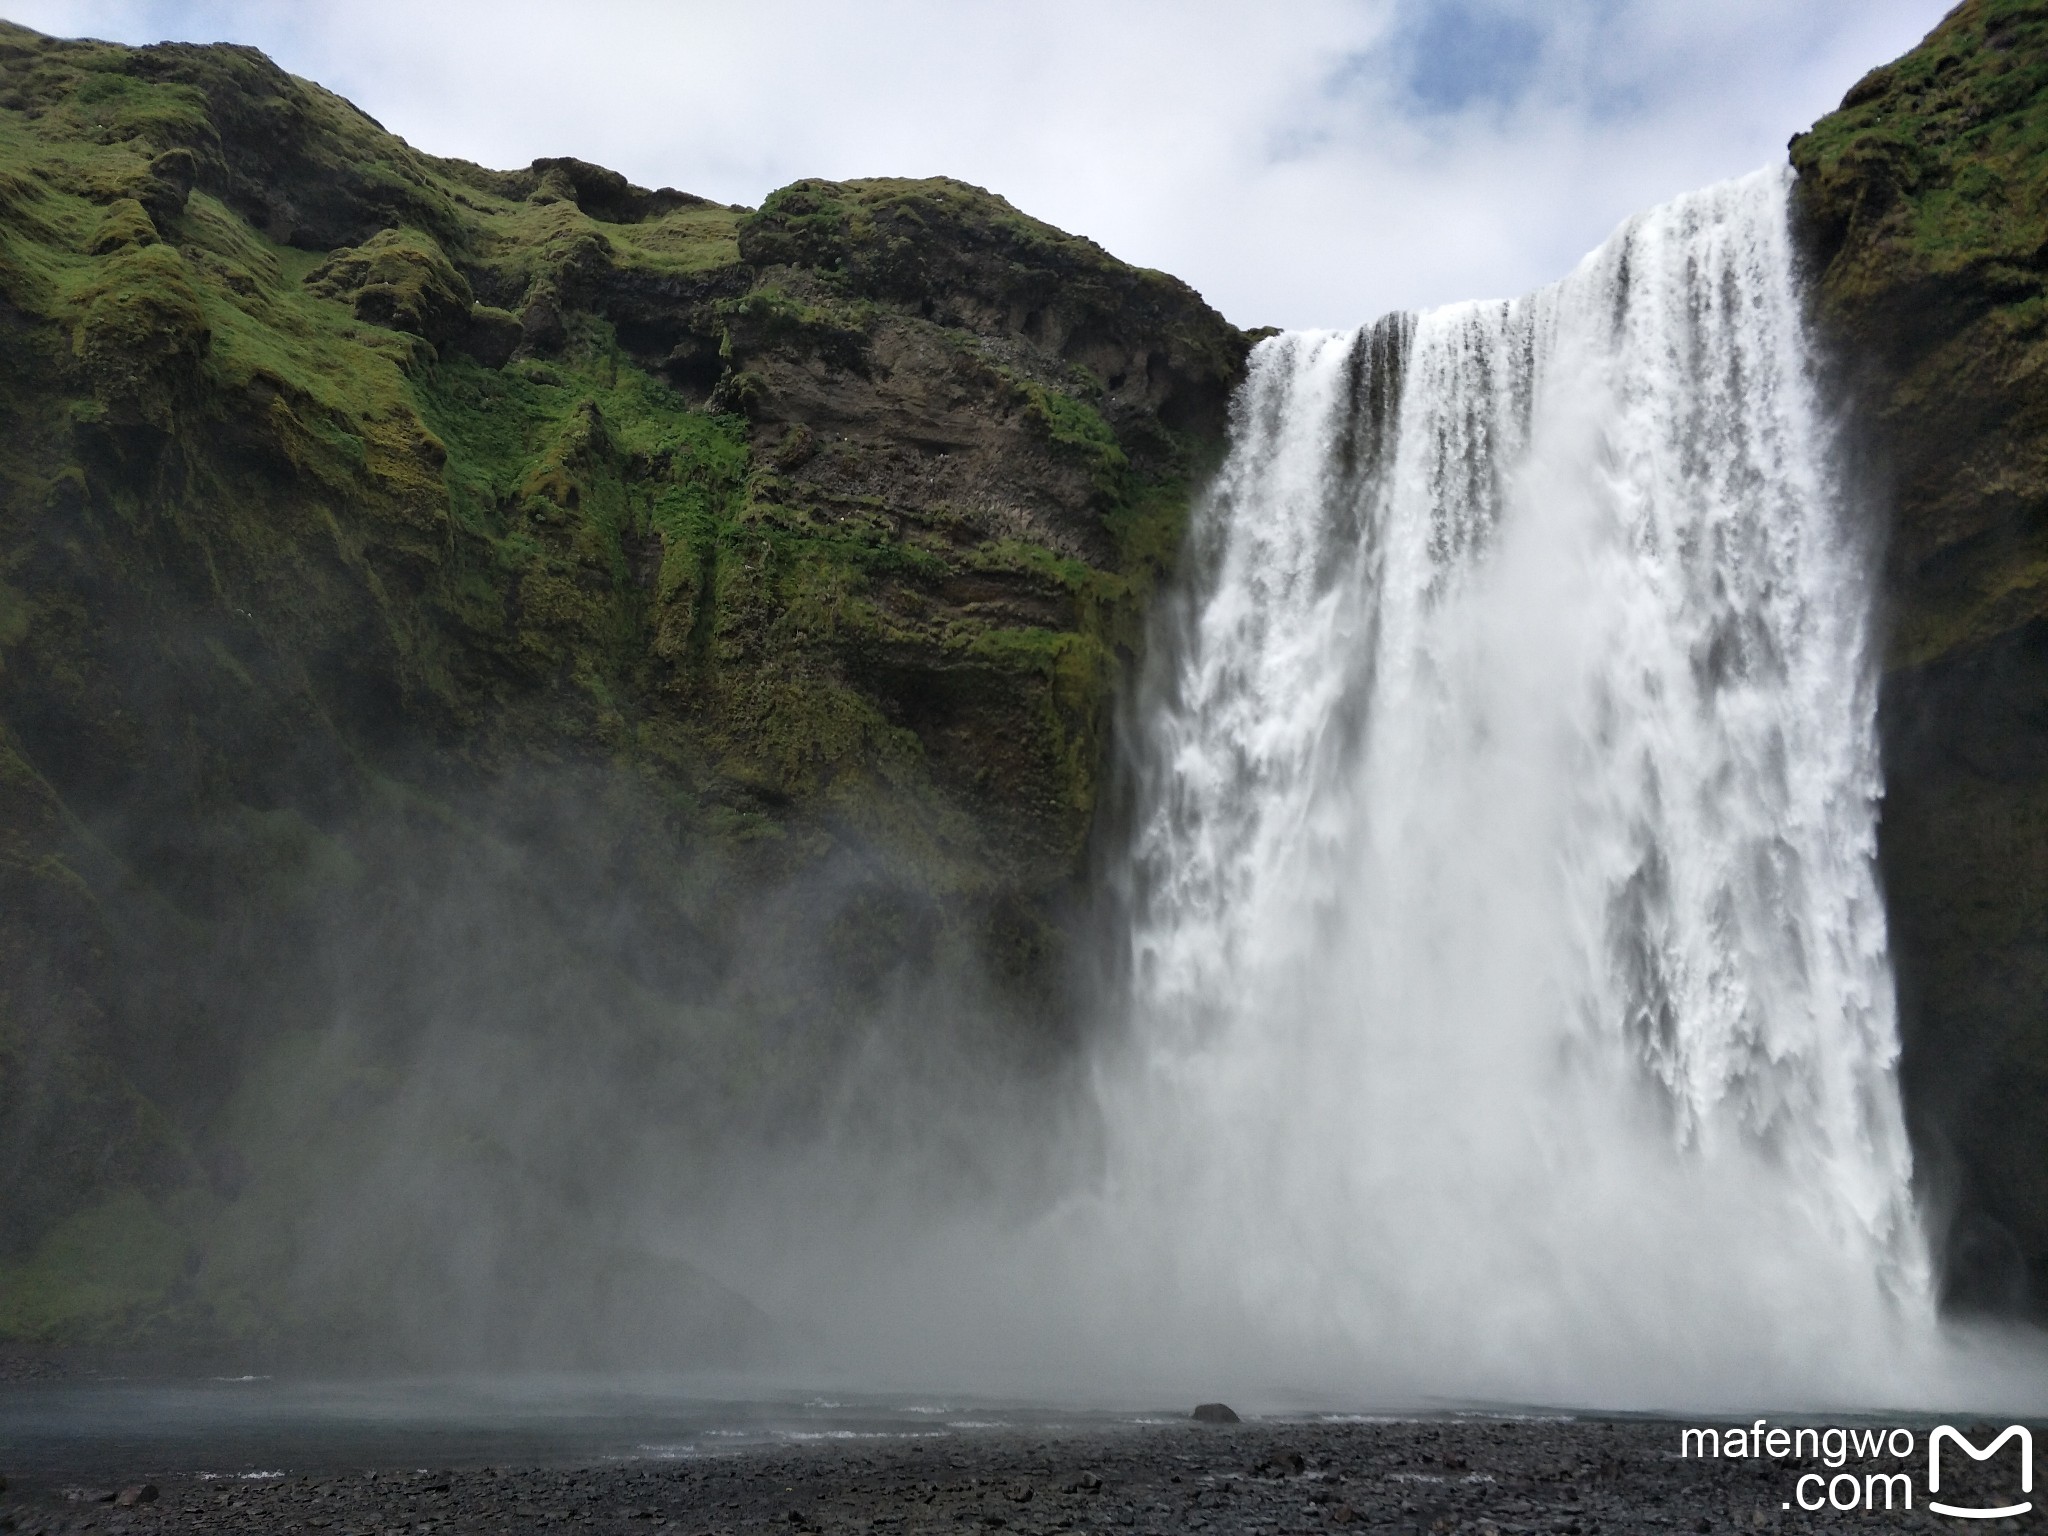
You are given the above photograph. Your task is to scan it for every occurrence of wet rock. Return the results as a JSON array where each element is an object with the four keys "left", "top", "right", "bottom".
[
  {"left": 0, "top": 1419, "right": 1827, "bottom": 1535},
  {"left": 662, "top": 329, "right": 726, "bottom": 394},
  {"left": 1192, "top": 1402, "right": 1240, "bottom": 1423},
  {"left": 113, "top": 1483, "right": 156, "bottom": 1506}
]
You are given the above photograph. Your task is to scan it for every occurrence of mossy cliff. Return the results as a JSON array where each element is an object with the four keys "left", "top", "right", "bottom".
[
  {"left": 1793, "top": 0, "right": 2048, "bottom": 1310},
  {"left": 0, "top": 20, "right": 1248, "bottom": 1357}
]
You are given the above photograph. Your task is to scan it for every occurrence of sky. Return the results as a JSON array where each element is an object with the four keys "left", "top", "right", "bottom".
[{"left": 4, "top": 0, "right": 1956, "bottom": 329}]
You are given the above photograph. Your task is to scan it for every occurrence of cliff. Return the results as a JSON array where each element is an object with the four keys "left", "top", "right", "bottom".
[
  {"left": 0, "top": 20, "right": 1247, "bottom": 1357},
  {"left": 12, "top": 0, "right": 2048, "bottom": 1360},
  {"left": 1792, "top": 0, "right": 2048, "bottom": 1310}
]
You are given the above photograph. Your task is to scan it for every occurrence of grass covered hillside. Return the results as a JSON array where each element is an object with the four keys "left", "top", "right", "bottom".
[
  {"left": 1793, "top": 0, "right": 2048, "bottom": 1312},
  {"left": 0, "top": 20, "right": 1249, "bottom": 1361}
]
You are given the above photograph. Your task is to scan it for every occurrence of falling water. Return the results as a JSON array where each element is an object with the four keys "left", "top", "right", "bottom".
[{"left": 1091, "top": 166, "right": 1937, "bottom": 1407}]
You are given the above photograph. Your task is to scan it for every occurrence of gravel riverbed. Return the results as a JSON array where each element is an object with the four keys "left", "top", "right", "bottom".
[{"left": 3, "top": 1412, "right": 2016, "bottom": 1535}]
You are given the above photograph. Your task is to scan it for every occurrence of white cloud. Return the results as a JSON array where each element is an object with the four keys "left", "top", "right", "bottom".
[{"left": 5, "top": 0, "right": 1953, "bottom": 326}]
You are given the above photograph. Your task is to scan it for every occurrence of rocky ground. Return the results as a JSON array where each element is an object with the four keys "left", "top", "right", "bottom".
[{"left": 0, "top": 1412, "right": 2016, "bottom": 1535}]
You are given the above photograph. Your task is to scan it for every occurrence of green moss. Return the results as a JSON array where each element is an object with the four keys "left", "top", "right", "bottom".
[
  {"left": 1793, "top": 0, "right": 2048, "bottom": 669},
  {"left": 50, "top": 68, "right": 216, "bottom": 156},
  {"left": 305, "top": 226, "right": 473, "bottom": 345},
  {"left": 1793, "top": 0, "right": 2048, "bottom": 1307},
  {"left": 0, "top": 582, "right": 29, "bottom": 657},
  {"left": 0, "top": 1188, "right": 196, "bottom": 1343},
  {"left": 1794, "top": 1, "right": 2048, "bottom": 296},
  {"left": 0, "top": 17, "right": 1251, "bottom": 1355},
  {"left": 617, "top": 204, "right": 744, "bottom": 272},
  {"left": 1022, "top": 381, "right": 1128, "bottom": 491},
  {"left": 741, "top": 174, "right": 1123, "bottom": 300},
  {"left": 720, "top": 287, "right": 873, "bottom": 373},
  {"left": 86, "top": 195, "right": 157, "bottom": 255},
  {"left": 68, "top": 240, "right": 209, "bottom": 420}
]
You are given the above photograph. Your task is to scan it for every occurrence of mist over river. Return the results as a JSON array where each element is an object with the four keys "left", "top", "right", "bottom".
[{"left": 729, "top": 166, "right": 2048, "bottom": 1416}]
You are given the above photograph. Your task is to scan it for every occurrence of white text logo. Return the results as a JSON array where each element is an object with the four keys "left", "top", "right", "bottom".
[{"left": 1928, "top": 1424, "right": 2032, "bottom": 1521}]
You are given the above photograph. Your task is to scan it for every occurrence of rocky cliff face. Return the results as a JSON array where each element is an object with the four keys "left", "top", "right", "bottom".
[
  {"left": 0, "top": 21, "right": 1247, "bottom": 1357},
  {"left": 12, "top": 0, "right": 2048, "bottom": 1361},
  {"left": 1792, "top": 0, "right": 2048, "bottom": 1311}
]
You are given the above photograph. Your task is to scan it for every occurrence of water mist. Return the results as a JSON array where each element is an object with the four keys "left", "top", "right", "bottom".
[{"left": 741, "top": 169, "right": 2042, "bottom": 1412}]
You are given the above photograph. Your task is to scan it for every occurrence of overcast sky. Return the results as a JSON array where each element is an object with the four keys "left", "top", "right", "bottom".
[{"left": 6, "top": 1, "right": 1953, "bottom": 329}]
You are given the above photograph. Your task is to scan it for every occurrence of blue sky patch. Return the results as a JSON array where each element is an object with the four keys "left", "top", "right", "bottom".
[{"left": 1395, "top": 0, "right": 1547, "bottom": 115}]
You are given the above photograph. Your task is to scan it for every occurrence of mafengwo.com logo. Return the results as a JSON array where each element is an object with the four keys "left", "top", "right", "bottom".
[{"left": 1680, "top": 1420, "right": 2033, "bottom": 1519}]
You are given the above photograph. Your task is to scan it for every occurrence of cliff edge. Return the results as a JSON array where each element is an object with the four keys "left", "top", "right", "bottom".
[{"left": 1794, "top": 0, "right": 2048, "bottom": 1311}]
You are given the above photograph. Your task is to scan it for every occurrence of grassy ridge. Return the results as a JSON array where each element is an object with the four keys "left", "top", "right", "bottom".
[{"left": 0, "top": 21, "right": 1247, "bottom": 1356}]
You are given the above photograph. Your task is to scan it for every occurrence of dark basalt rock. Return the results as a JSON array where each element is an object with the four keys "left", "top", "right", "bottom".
[
  {"left": 5, "top": 1418, "right": 1915, "bottom": 1536},
  {"left": 1791, "top": 0, "right": 2048, "bottom": 1312},
  {"left": 517, "top": 282, "right": 569, "bottom": 353},
  {"left": 524, "top": 155, "right": 714, "bottom": 225},
  {"left": 1191, "top": 1402, "right": 1240, "bottom": 1423},
  {"left": 461, "top": 302, "right": 522, "bottom": 369}
]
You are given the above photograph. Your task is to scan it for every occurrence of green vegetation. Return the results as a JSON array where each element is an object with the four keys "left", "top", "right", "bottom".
[
  {"left": 0, "top": 1189, "right": 198, "bottom": 1346},
  {"left": 1792, "top": 0, "right": 2048, "bottom": 1311},
  {"left": 0, "top": 20, "right": 1249, "bottom": 1356},
  {"left": 1793, "top": 0, "right": 2048, "bottom": 668}
]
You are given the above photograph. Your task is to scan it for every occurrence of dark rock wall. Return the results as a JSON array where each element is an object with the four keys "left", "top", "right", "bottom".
[{"left": 1793, "top": 0, "right": 2048, "bottom": 1311}]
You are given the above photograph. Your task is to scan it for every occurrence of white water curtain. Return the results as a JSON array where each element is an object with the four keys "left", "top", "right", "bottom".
[{"left": 1094, "top": 165, "right": 1932, "bottom": 1406}]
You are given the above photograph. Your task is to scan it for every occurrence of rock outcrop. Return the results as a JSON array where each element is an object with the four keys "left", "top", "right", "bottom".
[{"left": 1793, "top": 0, "right": 2048, "bottom": 1311}]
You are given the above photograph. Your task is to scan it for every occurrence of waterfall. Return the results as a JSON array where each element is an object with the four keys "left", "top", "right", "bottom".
[{"left": 1094, "top": 165, "right": 1937, "bottom": 1407}]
